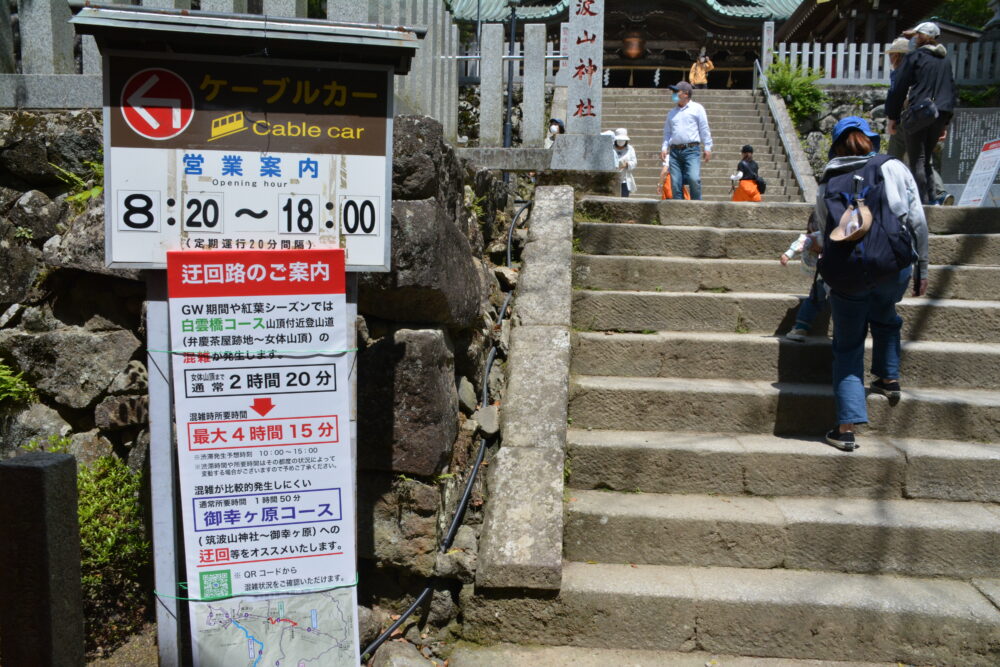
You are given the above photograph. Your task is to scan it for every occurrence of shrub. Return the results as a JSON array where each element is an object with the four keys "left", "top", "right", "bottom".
[
  {"left": 766, "top": 61, "right": 827, "bottom": 125},
  {"left": 78, "top": 455, "right": 151, "bottom": 656},
  {"left": 0, "top": 361, "right": 36, "bottom": 409}
]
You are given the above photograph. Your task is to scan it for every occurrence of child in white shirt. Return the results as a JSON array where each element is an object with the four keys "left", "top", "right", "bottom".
[{"left": 781, "top": 212, "right": 826, "bottom": 341}]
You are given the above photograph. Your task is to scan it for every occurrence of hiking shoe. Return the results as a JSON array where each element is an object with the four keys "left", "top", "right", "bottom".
[
  {"left": 942, "top": 193, "right": 955, "bottom": 206},
  {"left": 825, "top": 429, "right": 858, "bottom": 451},
  {"left": 871, "top": 378, "right": 901, "bottom": 402},
  {"left": 785, "top": 327, "right": 808, "bottom": 342}
]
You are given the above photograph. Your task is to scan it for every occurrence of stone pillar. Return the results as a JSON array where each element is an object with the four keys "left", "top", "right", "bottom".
[
  {"left": 141, "top": 0, "right": 192, "bottom": 9},
  {"left": 762, "top": 21, "right": 775, "bottom": 71},
  {"left": 448, "top": 21, "right": 459, "bottom": 141},
  {"left": 327, "top": 0, "right": 369, "bottom": 23},
  {"left": 262, "top": 0, "right": 307, "bottom": 17},
  {"left": 0, "top": 453, "right": 84, "bottom": 666},
  {"left": 480, "top": 22, "right": 504, "bottom": 146},
  {"left": 565, "top": 0, "right": 603, "bottom": 135},
  {"left": 0, "top": 0, "right": 13, "bottom": 74},
  {"left": 436, "top": 2, "right": 448, "bottom": 126},
  {"left": 202, "top": 0, "right": 249, "bottom": 12},
  {"left": 413, "top": 0, "right": 432, "bottom": 117},
  {"left": 20, "top": 0, "right": 74, "bottom": 74},
  {"left": 522, "top": 23, "right": 546, "bottom": 147}
]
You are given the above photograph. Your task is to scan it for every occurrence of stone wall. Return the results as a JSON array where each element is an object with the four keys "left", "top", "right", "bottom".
[
  {"left": 0, "top": 109, "right": 513, "bottom": 661},
  {"left": 797, "top": 85, "right": 890, "bottom": 179}
]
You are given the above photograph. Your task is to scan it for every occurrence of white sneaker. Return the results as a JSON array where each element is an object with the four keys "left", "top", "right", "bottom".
[{"left": 785, "top": 327, "right": 808, "bottom": 342}]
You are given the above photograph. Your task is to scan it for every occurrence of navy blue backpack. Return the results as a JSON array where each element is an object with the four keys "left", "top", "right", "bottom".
[{"left": 817, "top": 155, "right": 917, "bottom": 294}]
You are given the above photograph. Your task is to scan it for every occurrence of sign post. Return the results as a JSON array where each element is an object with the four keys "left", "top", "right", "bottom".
[
  {"left": 72, "top": 8, "right": 422, "bottom": 664},
  {"left": 167, "top": 249, "right": 358, "bottom": 665},
  {"left": 957, "top": 139, "right": 1000, "bottom": 207}
]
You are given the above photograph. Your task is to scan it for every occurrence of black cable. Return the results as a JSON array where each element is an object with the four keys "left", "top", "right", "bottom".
[{"left": 360, "top": 198, "right": 532, "bottom": 663}]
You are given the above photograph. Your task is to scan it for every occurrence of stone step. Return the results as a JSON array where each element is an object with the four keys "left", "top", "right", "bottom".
[
  {"left": 607, "top": 119, "right": 770, "bottom": 131},
  {"left": 461, "top": 562, "right": 1000, "bottom": 665},
  {"left": 450, "top": 644, "right": 895, "bottom": 666},
  {"left": 576, "top": 196, "right": 1000, "bottom": 235},
  {"left": 565, "top": 489, "right": 1000, "bottom": 578},
  {"left": 633, "top": 175, "right": 793, "bottom": 189},
  {"left": 568, "top": 374, "right": 1000, "bottom": 441},
  {"left": 572, "top": 289, "right": 1000, "bottom": 344},
  {"left": 574, "top": 222, "right": 1000, "bottom": 266},
  {"left": 571, "top": 329, "right": 1000, "bottom": 390},
  {"left": 566, "top": 429, "right": 1000, "bottom": 502},
  {"left": 630, "top": 157, "right": 789, "bottom": 169},
  {"left": 572, "top": 255, "right": 1000, "bottom": 301}
]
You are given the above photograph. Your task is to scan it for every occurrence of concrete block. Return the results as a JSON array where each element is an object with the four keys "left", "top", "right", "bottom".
[
  {"left": 454, "top": 147, "right": 552, "bottom": 171},
  {"left": 203, "top": 0, "right": 249, "bottom": 11},
  {"left": 479, "top": 23, "right": 504, "bottom": 146},
  {"left": 567, "top": 429, "right": 746, "bottom": 495},
  {"left": 464, "top": 562, "right": 696, "bottom": 648},
  {"left": 565, "top": 491, "right": 787, "bottom": 569},
  {"left": 0, "top": 453, "right": 83, "bottom": 666},
  {"left": 778, "top": 495, "right": 1000, "bottom": 578},
  {"left": 476, "top": 446, "right": 564, "bottom": 589},
  {"left": 140, "top": 0, "right": 192, "bottom": 8},
  {"left": 0, "top": 74, "right": 102, "bottom": 108},
  {"left": 901, "top": 439, "right": 1000, "bottom": 502},
  {"left": 502, "top": 326, "right": 570, "bottom": 450},
  {"left": 549, "top": 133, "right": 616, "bottom": 171},
  {"left": 522, "top": 24, "right": 546, "bottom": 147},
  {"left": 327, "top": 0, "right": 370, "bottom": 22},
  {"left": 262, "top": 0, "right": 306, "bottom": 16}
]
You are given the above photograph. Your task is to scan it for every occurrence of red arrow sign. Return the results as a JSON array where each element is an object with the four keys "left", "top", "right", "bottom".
[
  {"left": 120, "top": 68, "right": 194, "bottom": 140},
  {"left": 250, "top": 397, "right": 276, "bottom": 417}
]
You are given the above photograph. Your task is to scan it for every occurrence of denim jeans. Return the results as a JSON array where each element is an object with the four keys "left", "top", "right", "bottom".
[
  {"left": 669, "top": 144, "right": 702, "bottom": 200},
  {"left": 828, "top": 266, "right": 912, "bottom": 425},
  {"left": 795, "top": 277, "right": 827, "bottom": 330}
]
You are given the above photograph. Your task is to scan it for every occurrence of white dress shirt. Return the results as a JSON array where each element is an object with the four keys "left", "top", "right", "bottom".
[{"left": 661, "top": 100, "right": 713, "bottom": 153}]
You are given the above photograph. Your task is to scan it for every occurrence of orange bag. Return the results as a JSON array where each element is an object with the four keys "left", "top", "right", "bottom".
[
  {"left": 660, "top": 173, "right": 691, "bottom": 200},
  {"left": 732, "top": 179, "right": 762, "bottom": 202}
]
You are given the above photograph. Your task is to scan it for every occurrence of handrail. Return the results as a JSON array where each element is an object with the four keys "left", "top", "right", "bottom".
[{"left": 753, "top": 59, "right": 811, "bottom": 203}]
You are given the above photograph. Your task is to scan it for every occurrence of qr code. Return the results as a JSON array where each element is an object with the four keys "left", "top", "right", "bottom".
[{"left": 200, "top": 570, "right": 232, "bottom": 599}]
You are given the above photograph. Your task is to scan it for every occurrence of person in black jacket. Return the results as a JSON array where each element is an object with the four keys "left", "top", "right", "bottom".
[{"left": 885, "top": 22, "right": 958, "bottom": 204}]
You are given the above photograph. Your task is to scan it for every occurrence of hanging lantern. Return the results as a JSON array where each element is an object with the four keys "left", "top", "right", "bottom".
[{"left": 622, "top": 31, "right": 646, "bottom": 59}]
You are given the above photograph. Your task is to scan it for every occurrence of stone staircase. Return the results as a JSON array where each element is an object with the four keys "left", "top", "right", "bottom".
[
  {"left": 462, "top": 196, "right": 1000, "bottom": 665},
  {"left": 603, "top": 88, "right": 803, "bottom": 202}
]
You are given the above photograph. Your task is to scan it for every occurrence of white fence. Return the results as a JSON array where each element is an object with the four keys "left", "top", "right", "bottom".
[{"left": 775, "top": 41, "right": 1000, "bottom": 85}]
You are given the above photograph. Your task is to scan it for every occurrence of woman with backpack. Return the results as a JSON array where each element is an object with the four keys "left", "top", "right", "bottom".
[{"left": 816, "top": 117, "right": 929, "bottom": 451}]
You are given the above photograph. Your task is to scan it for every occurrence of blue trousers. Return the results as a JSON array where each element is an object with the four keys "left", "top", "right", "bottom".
[
  {"left": 828, "top": 266, "right": 912, "bottom": 425},
  {"left": 795, "top": 277, "right": 827, "bottom": 330},
  {"left": 669, "top": 144, "right": 702, "bottom": 200}
]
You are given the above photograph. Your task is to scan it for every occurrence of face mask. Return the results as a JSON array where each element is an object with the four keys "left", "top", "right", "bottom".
[
  {"left": 615, "top": 140, "right": 626, "bottom": 147},
  {"left": 549, "top": 125, "right": 559, "bottom": 134},
  {"left": 672, "top": 93, "right": 680, "bottom": 103}
]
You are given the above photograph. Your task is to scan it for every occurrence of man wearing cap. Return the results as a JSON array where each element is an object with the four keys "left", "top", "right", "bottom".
[
  {"left": 659, "top": 81, "right": 713, "bottom": 201},
  {"left": 885, "top": 21, "right": 957, "bottom": 204}
]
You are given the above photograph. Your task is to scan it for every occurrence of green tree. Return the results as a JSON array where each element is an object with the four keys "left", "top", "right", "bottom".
[{"left": 931, "top": 0, "right": 993, "bottom": 29}]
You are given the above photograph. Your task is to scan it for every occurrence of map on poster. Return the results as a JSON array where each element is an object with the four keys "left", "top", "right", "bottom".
[{"left": 191, "top": 587, "right": 357, "bottom": 667}]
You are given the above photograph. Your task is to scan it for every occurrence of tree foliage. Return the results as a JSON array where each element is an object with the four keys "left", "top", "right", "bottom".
[
  {"left": 931, "top": 0, "right": 993, "bottom": 29},
  {"left": 766, "top": 61, "right": 828, "bottom": 125}
]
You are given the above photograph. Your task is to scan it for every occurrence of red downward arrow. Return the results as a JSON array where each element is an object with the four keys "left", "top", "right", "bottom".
[{"left": 250, "top": 397, "right": 275, "bottom": 417}]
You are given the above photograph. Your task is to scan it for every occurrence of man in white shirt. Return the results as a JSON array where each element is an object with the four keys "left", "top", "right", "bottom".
[{"left": 659, "top": 81, "right": 713, "bottom": 200}]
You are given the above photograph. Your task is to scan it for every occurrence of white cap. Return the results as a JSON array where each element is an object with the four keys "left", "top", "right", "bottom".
[
  {"left": 886, "top": 37, "right": 911, "bottom": 54},
  {"left": 613, "top": 127, "right": 630, "bottom": 142},
  {"left": 912, "top": 21, "right": 940, "bottom": 38},
  {"left": 601, "top": 130, "right": 615, "bottom": 137}
]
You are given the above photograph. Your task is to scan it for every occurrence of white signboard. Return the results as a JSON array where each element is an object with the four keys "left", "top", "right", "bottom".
[
  {"left": 166, "top": 248, "right": 358, "bottom": 665},
  {"left": 958, "top": 139, "right": 1000, "bottom": 207},
  {"left": 105, "top": 53, "right": 393, "bottom": 271}
]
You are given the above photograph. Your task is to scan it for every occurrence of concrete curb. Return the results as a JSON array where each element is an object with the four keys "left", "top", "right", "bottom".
[
  {"left": 476, "top": 185, "right": 574, "bottom": 591},
  {"left": 765, "top": 92, "right": 818, "bottom": 204}
]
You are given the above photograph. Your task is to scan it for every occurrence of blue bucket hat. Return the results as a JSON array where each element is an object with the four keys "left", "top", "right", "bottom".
[{"left": 829, "top": 116, "right": 880, "bottom": 158}]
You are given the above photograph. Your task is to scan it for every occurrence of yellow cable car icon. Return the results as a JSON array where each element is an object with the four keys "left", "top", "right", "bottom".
[{"left": 208, "top": 111, "right": 247, "bottom": 141}]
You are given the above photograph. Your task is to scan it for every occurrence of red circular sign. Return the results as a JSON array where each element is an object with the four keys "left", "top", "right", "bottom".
[{"left": 120, "top": 68, "right": 195, "bottom": 140}]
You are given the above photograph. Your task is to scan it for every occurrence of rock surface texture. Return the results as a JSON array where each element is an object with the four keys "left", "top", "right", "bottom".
[{"left": 462, "top": 195, "right": 1000, "bottom": 665}]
